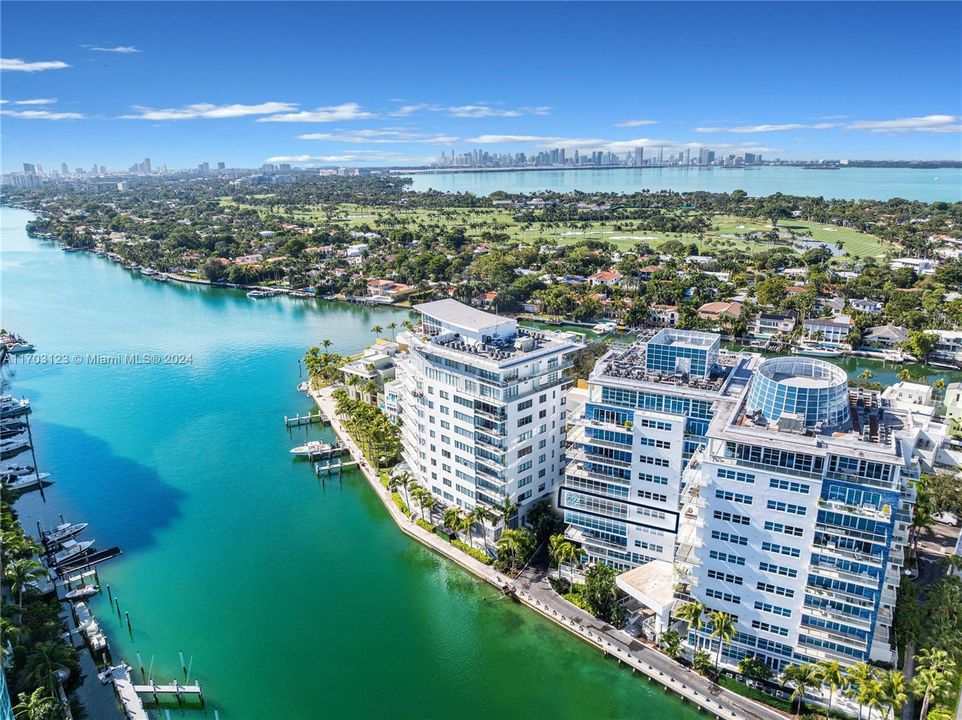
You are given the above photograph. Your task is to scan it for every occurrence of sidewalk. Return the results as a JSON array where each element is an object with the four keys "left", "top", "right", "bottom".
[{"left": 313, "top": 386, "right": 787, "bottom": 720}]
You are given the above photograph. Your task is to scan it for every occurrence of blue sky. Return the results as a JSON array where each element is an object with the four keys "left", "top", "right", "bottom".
[{"left": 2, "top": 1, "right": 960, "bottom": 172}]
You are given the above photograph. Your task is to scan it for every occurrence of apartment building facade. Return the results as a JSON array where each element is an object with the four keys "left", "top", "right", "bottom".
[
  {"left": 677, "top": 356, "right": 919, "bottom": 670},
  {"left": 396, "top": 299, "right": 583, "bottom": 534}
]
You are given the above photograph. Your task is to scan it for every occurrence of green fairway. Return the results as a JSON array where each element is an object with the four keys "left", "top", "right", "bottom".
[{"left": 218, "top": 199, "right": 891, "bottom": 259}]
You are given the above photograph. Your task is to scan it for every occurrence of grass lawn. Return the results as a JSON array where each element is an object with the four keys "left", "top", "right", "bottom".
[{"left": 218, "top": 198, "right": 891, "bottom": 259}]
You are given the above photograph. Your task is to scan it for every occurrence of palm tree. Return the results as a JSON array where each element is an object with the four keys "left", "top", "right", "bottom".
[
  {"left": 708, "top": 610, "right": 735, "bottom": 674},
  {"left": 815, "top": 659, "right": 844, "bottom": 712},
  {"left": 496, "top": 497, "right": 519, "bottom": 530},
  {"left": 898, "top": 368, "right": 915, "bottom": 382},
  {"left": 24, "top": 640, "right": 76, "bottom": 697},
  {"left": 388, "top": 472, "right": 415, "bottom": 517},
  {"left": 5, "top": 557, "right": 45, "bottom": 607},
  {"left": 660, "top": 629, "right": 682, "bottom": 659},
  {"left": 862, "top": 677, "right": 886, "bottom": 720},
  {"left": 675, "top": 601, "right": 706, "bottom": 650},
  {"left": 469, "top": 505, "right": 491, "bottom": 551},
  {"left": 880, "top": 670, "right": 907, "bottom": 720},
  {"left": 370, "top": 324, "right": 384, "bottom": 342},
  {"left": 692, "top": 650, "right": 713, "bottom": 677},
  {"left": 548, "top": 533, "right": 579, "bottom": 582},
  {"left": 321, "top": 338, "right": 332, "bottom": 353},
  {"left": 13, "top": 687, "right": 61, "bottom": 720},
  {"left": 443, "top": 506, "right": 463, "bottom": 534},
  {"left": 912, "top": 648, "right": 957, "bottom": 720},
  {"left": 846, "top": 662, "right": 877, "bottom": 720},
  {"left": 781, "top": 663, "right": 819, "bottom": 720},
  {"left": 386, "top": 322, "right": 397, "bottom": 341},
  {"left": 420, "top": 494, "right": 437, "bottom": 523}
]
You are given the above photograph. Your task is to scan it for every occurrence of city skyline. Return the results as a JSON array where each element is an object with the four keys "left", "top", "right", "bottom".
[{"left": 2, "top": 2, "right": 961, "bottom": 172}]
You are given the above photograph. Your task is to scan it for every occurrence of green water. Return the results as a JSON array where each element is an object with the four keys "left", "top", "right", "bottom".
[{"left": 1, "top": 206, "right": 702, "bottom": 720}]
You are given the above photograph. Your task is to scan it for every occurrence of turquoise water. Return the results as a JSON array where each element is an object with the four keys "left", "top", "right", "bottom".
[
  {"left": 408, "top": 166, "right": 962, "bottom": 202},
  {"left": 1, "top": 207, "right": 702, "bottom": 720}
]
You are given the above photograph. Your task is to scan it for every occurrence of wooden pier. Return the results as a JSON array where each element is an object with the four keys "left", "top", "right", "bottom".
[{"left": 284, "top": 411, "right": 327, "bottom": 427}]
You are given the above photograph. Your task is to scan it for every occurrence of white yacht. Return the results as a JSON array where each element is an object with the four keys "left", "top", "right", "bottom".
[
  {"left": 290, "top": 440, "right": 333, "bottom": 457},
  {"left": 50, "top": 538, "right": 95, "bottom": 566}
]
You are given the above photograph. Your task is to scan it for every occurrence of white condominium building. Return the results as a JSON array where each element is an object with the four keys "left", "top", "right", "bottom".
[
  {"left": 677, "top": 356, "right": 923, "bottom": 671},
  {"left": 396, "top": 299, "right": 583, "bottom": 532},
  {"left": 561, "top": 329, "right": 746, "bottom": 571}
]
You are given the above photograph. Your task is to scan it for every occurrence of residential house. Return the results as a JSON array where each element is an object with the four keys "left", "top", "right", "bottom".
[
  {"left": 863, "top": 325, "right": 908, "bottom": 349},
  {"left": 890, "top": 257, "right": 939, "bottom": 275},
  {"left": 367, "top": 279, "right": 413, "bottom": 303},
  {"left": 588, "top": 269, "right": 623, "bottom": 287},
  {"left": 850, "top": 298, "right": 884, "bottom": 315},
  {"left": 472, "top": 291, "right": 499, "bottom": 310},
  {"left": 803, "top": 315, "right": 853, "bottom": 346},
  {"left": 649, "top": 304, "right": 679, "bottom": 327},
  {"left": 751, "top": 312, "right": 797, "bottom": 339},
  {"left": 697, "top": 301, "right": 742, "bottom": 324}
]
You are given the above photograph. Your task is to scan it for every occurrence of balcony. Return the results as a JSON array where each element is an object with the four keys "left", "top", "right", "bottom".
[
  {"left": 819, "top": 499, "right": 892, "bottom": 522},
  {"left": 806, "top": 584, "right": 877, "bottom": 610},
  {"left": 801, "top": 624, "right": 868, "bottom": 652},
  {"left": 564, "top": 525, "right": 628, "bottom": 553},
  {"left": 566, "top": 463, "right": 632, "bottom": 486},
  {"left": 812, "top": 541, "right": 885, "bottom": 568},
  {"left": 809, "top": 563, "right": 881, "bottom": 589},
  {"left": 566, "top": 448, "right": 632, "bottom": 471},
  {"left": 711, "top": 454, "right": 823, "bottom": 481}
]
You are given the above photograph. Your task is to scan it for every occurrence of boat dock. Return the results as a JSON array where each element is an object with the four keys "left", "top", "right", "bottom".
[
  {"left": 284, "top": 411, "right": 327, "bottom": 427},
  {"left": 57, "top": 546, "right": 123, "bottom": 575},
  {"left": 314, "top": 457, "right": 359, "bottom": 475},
  {"left": 132, "top": 680, "right": 204, "bottom": 706}
]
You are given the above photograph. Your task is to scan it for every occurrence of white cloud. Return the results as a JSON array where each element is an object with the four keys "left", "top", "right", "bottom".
[
  {"left": 257, "top": 102, "right": 375, "bottom": 123},
  {"left": 695, "top": 115, "right": 960, "bottom": 134},
  {"left": 1, "top": 57, "right": 70, "bottom": 72},
  {"left": 120, "top": 101, "right": 297, "bottom": 120},
  {"left": 297, "top": 129, "right": 457, "bottom": 144},
  {"left": 447, "top": 104, "right": 550, "bottom": 118},
  {"left": 12, "top": 98, "right": 57, "bottom": 106},
  {"left": 0, "top": 109, "right": 84, "bottom": 120},
  {"left": 614, "top": 119, "right": 658, "bottom": 127},
  {"left": 90, "top": 45, "right": 141, "bottom": 53},
  {"left": 847, "top": 114, "right": 960, "bottom": 133},
  {"left": 266, "top": 150, "right": 431, "bottom": 165},
  {"left": 389, "top": 103, "right": 443, "bottom": 117},
  {"left": 696, "top": 123, "right": 839, "bottom": 133}
]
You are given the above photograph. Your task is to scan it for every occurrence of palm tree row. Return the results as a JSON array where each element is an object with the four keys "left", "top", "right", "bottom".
[
  {"left": 778, "top": 660, "right": 908, "bottom": 720},
  {"left": 1, "top": 495, "right": 77, "bottom": 718},
  {"left": 332, "top": 388, "right": 401, "bottom": 466},
  {"left": 303, "top": 339, "right": 344, "bottom": 386}
]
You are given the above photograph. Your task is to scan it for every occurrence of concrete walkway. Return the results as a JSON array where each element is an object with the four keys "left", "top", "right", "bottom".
[{"left": 312, "top": 386, "right": 788, "bottom": 720}]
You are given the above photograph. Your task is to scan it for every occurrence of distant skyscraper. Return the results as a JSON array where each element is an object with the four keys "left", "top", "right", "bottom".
[
  {"left": 634, "top": 147, "right": 644, "bottom": 167},
  {"left": 684, "top": 149, "right": 691, "bottom": 166},
  {"left": 198, "top": 162, "right": 210, "bottom": 173},
  {"left": 657, "top": 147, "right": 664, "bottom": 165},
  {"left": 23, "top": 163, "right": 36, "bottom": 175},
  {"left": 143, "top": 157, "right": 152, "bottom": 173},
  {"left": 99, "top": 165, "right": 106, "bottom": 175},
  {"left": 698, "top": 147, "right": 713, "bottom": 166},
  {"left": 217, "top": 161, "right": 226, "bottom": 171},
  {"left": 61, "top": 162, "right": 69, "bottom": 175}
]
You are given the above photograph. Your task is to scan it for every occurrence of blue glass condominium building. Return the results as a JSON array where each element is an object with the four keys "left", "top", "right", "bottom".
[
  {"left": 677, "top": 356, "right": 925, "bottom": 670},
  {"left": 396, "top": 299, "right": 583, "bottom": 533},
  {"left": 561, "top": 329, "right": 754, "bottom": 570}
]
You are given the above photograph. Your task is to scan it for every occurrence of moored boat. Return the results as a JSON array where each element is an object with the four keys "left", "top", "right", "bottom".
[
  {"left": 43, "top": 521, "right": 88, "bottom": 545},
  {"left": 792, "top": 345, "right": 842, "bottom": 358},
  {"left": 50, "top": 538, "right": 95, "bottom": 566},
  {"left": 64, "top": 584, "right": 99, "bottom": 600},
  {"left": 0, "top": 438, "right": 31, "bottom": 460},
  {"left": 2, "top": 475, "right": 48, "bottom": 492},
  {"left": 290, "top": 440, "right": 333, "bottom": 457}
]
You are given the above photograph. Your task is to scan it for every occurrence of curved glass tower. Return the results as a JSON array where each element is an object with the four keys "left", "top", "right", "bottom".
[{"left": 745, "top": 356, "right": 850, "bottom": 431}]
